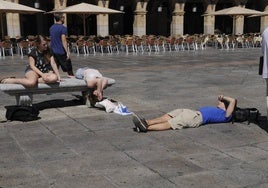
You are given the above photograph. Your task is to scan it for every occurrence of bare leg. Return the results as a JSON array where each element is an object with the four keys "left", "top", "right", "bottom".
[
  {"left": 2, "top": 71, "right": 38, "bottom": 87},
  {"left": 95, "top": 78, "right": 103, "bottom": 100},
  {"left": 38, "top": 73, "right": 58, "bottom": 84},
  {"left": 266, "top": 79, "right": 268, "bottom": 122},
  {"left": 86, "top": 78, "right": 101, "bottom": 100},
  {"left": 100, "top": 77, "right": 108, "bottom": 90},
  {"left": 147, "top": 122, "right": 172, "bottom": 131},
  {"left": 67, "top": 75, "right": 75, "bottom": 78},
  {"left": 147, "top": 114, "right": 172, "bottom": 125},
  {"left": 133, "top": 113, "right": 173, "bottom": 132},
  {"left": 67, "top": 70, "right": 74, "bottom": 77},
  {"left": 145, "top": 114, "right": 173, "bottom": 131},
  {"left": 85, "top": 77, "right": 108, "bottom": 101}
]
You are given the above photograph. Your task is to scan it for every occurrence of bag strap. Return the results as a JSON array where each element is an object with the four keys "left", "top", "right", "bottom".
[
  {"left": 231, "top": 99, "right": 238, "bottom": 124},
  {"left": 246, "top": 107, "right": 259, "bottom": 112}
]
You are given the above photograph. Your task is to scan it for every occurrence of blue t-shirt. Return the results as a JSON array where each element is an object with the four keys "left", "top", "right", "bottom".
[
  {"left": 49, "top": 23, "right": 67, "bottom": 55},
  {"left": 199, "top": 106, "right": 232, "bottom": 125}
]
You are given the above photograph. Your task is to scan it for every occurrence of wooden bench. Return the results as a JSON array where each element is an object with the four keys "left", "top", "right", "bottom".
[{"left": 0, "top": 78, "right": 115, "bottom": 106}]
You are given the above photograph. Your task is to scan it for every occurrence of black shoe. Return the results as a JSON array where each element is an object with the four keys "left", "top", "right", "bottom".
[
  {"left": 133, "top": 127, "right": 140, "bottom": 132},
  {"left": 132, "top": 114, "right": 148, "bottom": 133}
]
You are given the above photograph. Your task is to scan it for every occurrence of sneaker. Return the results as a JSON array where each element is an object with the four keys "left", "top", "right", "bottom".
[
  {"left": 133, "top": 127, "right": 140, "bottom": 132},
  {"left": 132, "top": 114, "right": 148, "bottom": 133}
]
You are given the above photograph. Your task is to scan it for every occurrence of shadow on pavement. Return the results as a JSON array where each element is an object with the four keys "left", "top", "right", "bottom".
[
  {"left": 34, "top": 95, "right": 84, "bottom": 111},
  {"left": 1, "top": 96, "right": 85, "bottom": 123}
]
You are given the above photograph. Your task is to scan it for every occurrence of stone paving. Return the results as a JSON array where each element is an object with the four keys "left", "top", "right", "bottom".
[{"left": 0, "top": 48, "right": 268, "bottom": 188}]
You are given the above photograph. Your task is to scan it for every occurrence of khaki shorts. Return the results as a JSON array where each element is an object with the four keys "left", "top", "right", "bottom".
[
  {"left": 84, "top": 69, "right": 102, "bottom": 81},
  {"left": 167, "top": 109, "right": 203, "bottom": 130}
]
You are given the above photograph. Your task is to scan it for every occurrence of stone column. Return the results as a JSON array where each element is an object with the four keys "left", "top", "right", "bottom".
[
  {"left": 54, "top": 0, "right": 67, "bottom": 26},
  {"left": 97, "top": 0, "right": 109, "bottom": 37},
  {"left": 133, "top": 2, "right": 147, "bottom": 36},
  {"left": 6, "top": 0, "right": 20, "bottom": 37},
  {"left": 203, "top": 3, "right": 216, "bottom": 34},
  {"left": 233, "top": 15, "right": 244, "bottom": 35},
  {"left": 261, "top": 6, "right": 268, "bottom": 33},
  {"left": 233, "top": 5, "right": 245, "bottom": 35},
  {"left": 171, "top": 3, "right": 185, "bottom": 36}
]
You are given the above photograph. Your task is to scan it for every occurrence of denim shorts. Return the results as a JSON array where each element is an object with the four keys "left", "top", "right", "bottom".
[{"left": 25, "top": 65, "right": 33, "bottom": 75}]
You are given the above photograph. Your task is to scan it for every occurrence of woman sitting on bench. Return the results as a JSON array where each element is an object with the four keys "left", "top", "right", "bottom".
[{"left": 0, "top": 35, "right": 60, "bottom": 87}]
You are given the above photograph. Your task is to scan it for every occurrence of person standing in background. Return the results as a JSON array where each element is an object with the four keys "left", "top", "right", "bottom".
[
  {"left": 49, "top": 12, "right": 74, "bottom": 77},
  {"left": 261, "top": 27, "right": 268, "bottom": 123}
]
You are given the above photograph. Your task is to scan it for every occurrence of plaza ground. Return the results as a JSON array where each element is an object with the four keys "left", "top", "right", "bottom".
[{"left": 0, "top": 48, "right": 267, "bottom": 188}]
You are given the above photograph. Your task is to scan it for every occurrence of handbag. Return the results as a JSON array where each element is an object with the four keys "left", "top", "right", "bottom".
[{"left": 259, "top": 56, "right": 263, "bottom": 75}]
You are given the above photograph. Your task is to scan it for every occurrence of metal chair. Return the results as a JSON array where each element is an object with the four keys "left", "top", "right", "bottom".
[
  {"left": 74, "top": 39, "right": 87, "bottom": 56},
  {"left": 109, "top": 39, "right": 119, "bottom": 54},
  {"left": 18, "top": 40, "right": 30, "bottom": 58},
  {"left": 85, "top": 39, "right": 96, "bottom": 55},
  {"left": 1, "top": 40, "right": 14, "bottom": 57},
  {"left": 99, "top": 39, "right": 111, "bottom": 54}
]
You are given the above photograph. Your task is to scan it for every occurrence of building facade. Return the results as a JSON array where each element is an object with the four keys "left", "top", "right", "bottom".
[{"left": 2, "top": 0, "right": 268, "bottom": 39}]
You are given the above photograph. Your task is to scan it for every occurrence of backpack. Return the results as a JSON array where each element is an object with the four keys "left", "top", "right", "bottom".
[
  {"left": 232, "top": 107, "right": 260, "bottom": 125},
  {"left": 5, "top": 105, "right": 40, "bottom": 122}
]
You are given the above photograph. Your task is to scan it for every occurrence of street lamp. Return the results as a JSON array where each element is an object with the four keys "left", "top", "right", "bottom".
[
  {"left": 34, "top": 0, "right": 40, "bottom": 8},
  {"left": 158, "top": 5, "right": 162, "bottom": 12},
  {"left": 192, "top": 4, "right": 197, "bottom": 13}
]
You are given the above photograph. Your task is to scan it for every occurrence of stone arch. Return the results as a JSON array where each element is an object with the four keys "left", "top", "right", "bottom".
[
  {"left": 109, "top": 0, "right": 135, "bottom": 35},
  {"left": 18, "top": 0, "right": 55, "bottom": 37},
  {"left": 260, "top": 0, "right": 268, "bottom": 10},
  {"left": 184, "top": 1, "right": 204, "bottom": 34},
  {"left": 214, "top": 1, "right": 233, "bottom": 34},
  {"left": 66, "top": 0, "right": 97, "bottom": 36},
  {"left": 213, "top": 0, "right": 264, "bottom": 34},
  {"left": 146, "top": 0, "right": 173, "bottom": 36},
  {"left": 244, "top": 0, "right": 261, "bottom": 33}
]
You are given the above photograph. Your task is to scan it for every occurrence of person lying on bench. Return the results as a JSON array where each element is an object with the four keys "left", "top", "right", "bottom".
[
  {"left": 132, "top": 95, "right": 236, "bottom": 133},
  {"left": 0, "top": 35, "right": 60, "bottom": 86},
  {"left": 75, "top": 67, "right": 108, "bottom": 101}
]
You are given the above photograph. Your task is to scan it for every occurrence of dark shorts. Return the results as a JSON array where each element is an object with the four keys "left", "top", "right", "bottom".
[
  {"left": 53, "top": 53, "right": 73, "bottom": 73},
  {"left": 25, "top": 65, "right": 32, "bottom": 74}
]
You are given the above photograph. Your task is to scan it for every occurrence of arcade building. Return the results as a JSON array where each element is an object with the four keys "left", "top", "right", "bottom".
[{"left": 2, "top": 0, "right": 268, "bottom": 39}]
